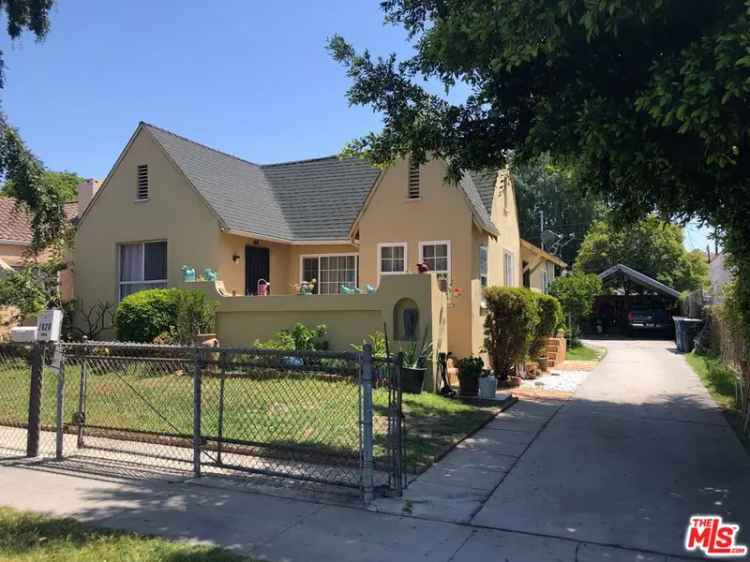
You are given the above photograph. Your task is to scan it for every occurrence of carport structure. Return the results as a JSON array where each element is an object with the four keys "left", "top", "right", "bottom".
[{"left": 593, "top": 263, "right": 680, "bottom": 334}]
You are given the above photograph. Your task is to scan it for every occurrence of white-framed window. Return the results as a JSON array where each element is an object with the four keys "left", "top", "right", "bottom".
[
  {"left": 378, "top": 243, "right": 407, "bottom": 282},
  {"left": 479, "top": 245, "right": 488, "bottom": 288},
  {"left": 503, "top": 249, "right": 515, "bottom": 287},
  {"left": 419, "top": 240, "right": 451, "bottom": 290},
  {"left": 118, "top": 240, "right": 167, "bottom": 300},
  {"left": 543, "top": 261, "right": 555, "bottom": 293},
  {"left": 137, "top": 164, "right": 149, "bottom": 200},
  {"left": 300, "top": 254, "right": 358, "bottom": 295}
]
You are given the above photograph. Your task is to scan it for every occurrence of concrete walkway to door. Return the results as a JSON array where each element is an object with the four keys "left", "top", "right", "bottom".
[{"left": 472, "top": 338, "right": 750, "bottom": 557}]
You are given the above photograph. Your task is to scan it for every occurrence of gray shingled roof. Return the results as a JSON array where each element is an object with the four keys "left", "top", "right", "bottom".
[
  {"left": 468, "top": 170, "right": 498, "bottom": 215},
  {"left": 599, "top": 263, "right": 681, "bottom": 298},
  {"left": 145, "top": 123, "right": 380, "bottom": 242},
  {"left": 461, "top": 172, "right": 500, "bottom": 236},
  {"left": 144, "top": 122, "right": 498, "bottom": 241}
]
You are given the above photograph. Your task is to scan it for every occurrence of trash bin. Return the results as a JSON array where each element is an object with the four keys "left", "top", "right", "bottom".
[{"left": 673, "top": 317, "right": 704, "bottom": 353}]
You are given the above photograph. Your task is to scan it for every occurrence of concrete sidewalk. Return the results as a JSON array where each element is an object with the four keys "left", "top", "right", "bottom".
[{"left": 0, "top": 458, "right": 696, "bottom": 562}]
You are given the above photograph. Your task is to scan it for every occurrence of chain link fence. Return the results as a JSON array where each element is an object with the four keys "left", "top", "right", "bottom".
[
  {"left": 47, "top": 342, "right": 404, "bottom": 500},
  {"left": 0, "top": 342, "right": 56, "bottom": 459}
]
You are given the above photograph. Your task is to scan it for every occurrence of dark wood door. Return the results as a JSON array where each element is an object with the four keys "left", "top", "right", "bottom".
[{"left": 245, "top": 246, "right": 270, "bottom": 295}]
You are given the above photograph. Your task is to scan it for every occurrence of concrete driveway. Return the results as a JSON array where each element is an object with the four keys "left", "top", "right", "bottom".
[{"left": 472, "top": 338, "right": 750, "bottom": 557}]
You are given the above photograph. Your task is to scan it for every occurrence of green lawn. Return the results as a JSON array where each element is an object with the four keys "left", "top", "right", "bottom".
[
  {"left": 566, "top": 343, "right": 604, "bottom": 362},
  {"left": 0, "top": 357, "right": 498, "bottom": 472},
  {"left": 686, "top": 351, "right": 749, "bottom": 452},
  {"left": 0, "top": 506, "right": 252, "bottom": 561}
]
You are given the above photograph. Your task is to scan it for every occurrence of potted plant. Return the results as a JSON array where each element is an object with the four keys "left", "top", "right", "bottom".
[
  {"left": 456, "top": 356, "right": 483, "bottom": 397},
  {"left": 479, "top": 368, "right": 498, "bottom": 399},
  {"left": 400, "top": 336, "right": 432, "bottom": 394}
]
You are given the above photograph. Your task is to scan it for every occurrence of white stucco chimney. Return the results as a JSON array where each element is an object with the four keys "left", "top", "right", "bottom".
[{"left": 77, "top": 179, "right": 101, "bottom": 214}]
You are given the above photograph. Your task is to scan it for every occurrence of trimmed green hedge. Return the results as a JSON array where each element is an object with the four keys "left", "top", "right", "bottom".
[{"left": 114, "top": 288, "right": 180, "bottom": 343}]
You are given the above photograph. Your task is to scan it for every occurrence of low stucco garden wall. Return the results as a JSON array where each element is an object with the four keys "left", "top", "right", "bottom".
[{"left": 187, "top": 273, "right": 448, "bottom": 391}]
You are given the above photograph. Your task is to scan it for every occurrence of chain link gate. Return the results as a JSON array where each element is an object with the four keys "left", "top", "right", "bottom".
[{"left": 54, "top": 342, "right": 407, "bottom": 500}]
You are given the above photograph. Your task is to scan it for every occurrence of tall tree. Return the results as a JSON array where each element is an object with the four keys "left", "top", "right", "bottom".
[
  {"left": 2, "top": 170, "right": 84, "bottom": 202},
  {"left": 513, "top": 154, "right": 603, "bottom": 265},
  {"left": 575, "top": 216, "right": 709, "bottom": 293}
]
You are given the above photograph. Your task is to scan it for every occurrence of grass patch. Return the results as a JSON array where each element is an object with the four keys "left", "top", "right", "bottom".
[
  {"left": 686, "top": 351, "right": 749, "bottom": 453},
  {"left": 0, "top": 506, "right": 253, "bottom": 561},
  {"left": 566, "top": 343, "right": 604, "bottom": 362},
  {"left": 398, "top": 393, "right": 500, "bottom": 472},
  {"left": 0, "top": 358, "right": 496, "bottom": 473}
]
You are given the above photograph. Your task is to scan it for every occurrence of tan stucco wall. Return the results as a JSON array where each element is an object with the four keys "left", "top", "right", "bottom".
[
  {"left": 520, "top": 243, "right": 559, "bottom": 293},
  {"left": 357, "top": 158, "right": 476, "bottom": 358},
  {"left": 357, "top": 160, "right": 522, "bottom": 359},
  {"left": 74, "top": 127, "right": 222, "bottom": 315},
  {"left": 193, "top": 273, "right": 447, "bottom": 391}
]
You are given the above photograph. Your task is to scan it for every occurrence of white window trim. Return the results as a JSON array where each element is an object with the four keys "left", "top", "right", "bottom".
[
  {"left": 503, "top": 248, "right": 515, "bottom": 287},
  {"left": 298, "top": 253, "right": 359, "bottom": 294},
  {"left": 117, "top": 240, "right": 168, "bottom": 301},
  {"left": 418, "top": 240, "right": 452, "bottom": 285},
  {"left": 377, "top": 242, "right": 408, "bottom": 284},
  {"left": 479, "top": 245, "right": 488, "bottom": 288}
]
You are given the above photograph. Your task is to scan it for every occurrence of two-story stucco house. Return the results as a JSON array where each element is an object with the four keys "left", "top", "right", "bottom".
[{"left": 73, "top": 122, "right": 563, "bottom": 358}]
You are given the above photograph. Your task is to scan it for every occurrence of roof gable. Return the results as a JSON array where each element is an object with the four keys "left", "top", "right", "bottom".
[
  {"left": 598, "top": 263, "right": 680, "bottom": 298},
  {"left": 144, "top": 123, "right": 380, "bottom": 242}
]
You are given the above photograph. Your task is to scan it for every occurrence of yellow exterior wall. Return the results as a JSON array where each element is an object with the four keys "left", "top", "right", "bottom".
[
  {"left": 357, "top": 158, "right": 476, "bottom": 358},
  {"left": 74, "top": 127, "right": 223, "bottom": 314},
  {"left": 357, "top": 160, "right": 522, "bottom": 359},
  {"left": 193, "top": 273, "right": 447, "bottom": 391}
]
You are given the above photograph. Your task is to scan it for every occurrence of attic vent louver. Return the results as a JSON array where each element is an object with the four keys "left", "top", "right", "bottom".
[
  {"left": 137, "top": 164, "right": 149, "bottom": 200},
  {"left": 408, "top": 159, "right": 420, "bottom": 199}
]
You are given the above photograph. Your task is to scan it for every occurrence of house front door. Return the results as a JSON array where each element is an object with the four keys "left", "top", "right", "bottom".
[{"left": 245, "top": 246, "right": 270, "bottom": 295}]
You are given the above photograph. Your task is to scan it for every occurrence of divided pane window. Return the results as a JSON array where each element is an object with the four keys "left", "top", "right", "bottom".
[
  {"left": 380, "top": 245, "right": 406, "bottom": 275},
  {"left": 301, "top": 255, "right": 358, "bottom": 295},
  {"left": 119, "top": 241, "right": 167, "bottom": 300},
  {"left": 420, "top": 242, "right": 450, "bottom": 289}
]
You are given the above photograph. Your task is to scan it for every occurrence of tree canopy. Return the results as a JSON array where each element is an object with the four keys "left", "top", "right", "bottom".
[
  {"left": 2, "top": 170, "right": 83, "bottom": 202},
  {"left": 513, "top": 154, "right": 604, "bottom": 265},
  {"left": 575, "top": 216, "right": 709, "bottom": 293}
]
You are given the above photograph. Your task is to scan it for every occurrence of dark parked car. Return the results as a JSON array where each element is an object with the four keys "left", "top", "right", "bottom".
[{"left": 627, "top": 304, "right": 670, "bottom": 332}]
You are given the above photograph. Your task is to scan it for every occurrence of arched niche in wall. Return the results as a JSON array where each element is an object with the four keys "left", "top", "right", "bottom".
[{"left": 393, "top": 298, "right": 419, "bottom": 341}]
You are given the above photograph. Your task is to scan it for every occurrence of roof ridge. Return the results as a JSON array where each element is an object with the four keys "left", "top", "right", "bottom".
[
  {"left": 261, "top": 154, "right": 343, "bottom": 168},
  {"left": 141, "top": 121, "right": 262, "bottom": 168}
]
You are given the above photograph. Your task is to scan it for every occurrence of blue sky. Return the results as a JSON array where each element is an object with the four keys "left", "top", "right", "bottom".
[{"left": 0, "top": 0, "right": 710, "bottom": 250}]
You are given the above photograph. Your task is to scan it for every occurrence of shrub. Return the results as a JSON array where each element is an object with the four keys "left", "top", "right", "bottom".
[
  {"left": 529, "top": 293, "right": 563, "bottom": 359},
  {"left": 173, "top": 290, "right": 216, "bottom": 344},
  {"left": 456, "top": 356, "right": 484, "bottom": 380},
  {"left": 254, "top": 323, "right": 329, "bottom": 352},
  {"left": 483, "top": 287, "right": 539, "bottom": 381},
  {"left": 114, "top": 288, "right": 180, "bottom": 343},
  {"left": 351, "top": 331, "right": 388, "bottom": 358},
  {"left": 548, "top": 271, "right": 602, "bottom": 338}
]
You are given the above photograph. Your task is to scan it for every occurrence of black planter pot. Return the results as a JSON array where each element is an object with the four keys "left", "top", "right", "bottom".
[
  {"left": 401, "top": 367, "right": 425, "bottom": 394},
  {"left": 458, "top": 375, "right": 479, "bottom": 397}
]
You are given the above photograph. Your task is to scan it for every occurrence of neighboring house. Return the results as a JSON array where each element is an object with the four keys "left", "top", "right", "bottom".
[
  {"left": 520, "top": 240, "right": 567, "bottom": 294},
  {"left": 74, "top": 122, "right": 559, "bottom": 357},
  {"left": 0, "top": 195, "right": 84, "bottom": 302}
]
